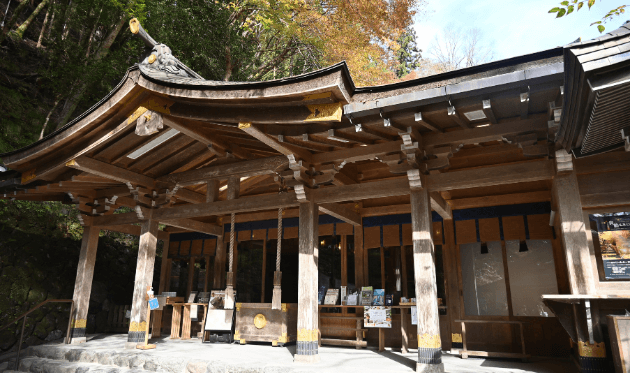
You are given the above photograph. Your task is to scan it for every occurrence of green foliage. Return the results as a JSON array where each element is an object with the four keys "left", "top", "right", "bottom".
[
  {"left": 395, "top": 26, "right": 421, "bottom": 78},
  {"left": 549, "top": 0, "right": 628, "bottom": 33},
  {"left": 0, "top": 199, "right": 150, "bottom": 350}
]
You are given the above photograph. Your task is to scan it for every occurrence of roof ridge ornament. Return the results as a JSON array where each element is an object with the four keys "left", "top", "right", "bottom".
[{"left": 129, "top": 18, "right": 204, "bottom": 80}]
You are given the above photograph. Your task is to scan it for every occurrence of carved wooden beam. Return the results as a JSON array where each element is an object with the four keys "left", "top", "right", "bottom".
[
  {"left": 66, "top": 156, "right": 156, "bottom": 189},
  {"left": 66, "top": 156, "right": 205, "bottom": 203},
  {"left": 482, "top": 100, "right": 498, "bottom": 124},
  {"left": 163, "top": 219, "right": 223, "bottom": 237},
  {"left": 448, "top": 106, "right": 472, "bottom": 129},
  {"left": 422, "top": 115, "right": 548, "bottom": 148},
  {"left": 327, "top": 129, "right": 374, "bottom": 145},
  {"left": 163, "top": 116, "right": 255, "bottom": 160},
  {"left": 319, "top": 203, "right": 361, "bottom": 226},
  {"left": 415, "top": 112, "right": 443, "bottom": 133},
  {"left": 157, "top": 156, "right": 288, "bottom": 187},
  {"left": 430, "top": 192, "right": 452, "bottom": 219},
  {"left": 238, "top": 122, "right": 312, "bottom": 163}
]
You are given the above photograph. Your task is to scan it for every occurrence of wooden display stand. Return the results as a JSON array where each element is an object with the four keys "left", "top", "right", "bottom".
[
  {"left": 607, "top": 315, "right": 630, "bottom": 373},
  {"left": 234, "top": 303, "right": 297, "bottom": 346},
  {"left": 318, "top": 305, "right": 367, "bottom": 349},
  {"left": 451, "top": 319, "right": 530, "bottom": 361}
]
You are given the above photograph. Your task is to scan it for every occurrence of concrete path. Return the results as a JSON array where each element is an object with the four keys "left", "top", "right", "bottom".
[{"left": 17, "top": 334, "right": 577, "bottom": 373}]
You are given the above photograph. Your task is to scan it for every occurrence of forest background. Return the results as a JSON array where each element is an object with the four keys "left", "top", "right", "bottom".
[{"left": 0, "top": 0, "right": 495, "bottom": 355}]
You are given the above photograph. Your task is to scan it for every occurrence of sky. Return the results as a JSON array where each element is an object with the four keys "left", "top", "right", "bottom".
[{"left": 412, "top": 0, "right": 628, "bottom": 61}]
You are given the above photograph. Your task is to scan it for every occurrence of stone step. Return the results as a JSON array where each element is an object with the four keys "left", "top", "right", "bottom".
[
  {"left": 18, "top": 357, "right": 148, "bottom": 373},
  {"left": 24, "top": 344, "right": 296, "bottom": 373}
]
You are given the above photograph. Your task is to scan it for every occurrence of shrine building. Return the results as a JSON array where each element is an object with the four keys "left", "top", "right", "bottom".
[{"left": 2, "top": 18, "right": 630, "bottom": 373}]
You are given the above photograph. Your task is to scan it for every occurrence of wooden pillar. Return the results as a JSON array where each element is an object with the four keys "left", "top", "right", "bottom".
[
  {"left": 158, "top": 235, "right": 170, "bottom": 294},
  {"left": 552, "top": 160, "right": 596, "bottom": 295},
  {"left": 295, "top": 199, "right": 320, "bottom": 363},
  {"left": 186, "top": 257, "right": 195, "bottom": 298},
  {"left": 261, "top": 239, "right": 267, "bottom": 303},
  {"left": 153, "top": 234, "right": 170, "bottom": 338},
  {"left": 552, "top": 152, "right": 603, "bottom": 370},
  {"left": 410, "top": 185, "right": 444, "bottom": 373},
  {"left": 204, "top": 255, "right": 211, "bottom": 293},
  {"left": 126, "top": 219, "right": 159, "bottom": 349},
  {"left": 69, "top": 225, "right": 100, "bottom": 344},
  {"left": 354, "top": 225, "right": 364, "bottom": 289},
  {"left": 207, "top": 179, "right": 226, "bottom": 290},
  {"left": 442, "top": 219, "right": 462, "bottom": 350},
  {"left": 164, "top": 258, "right": 172, "bottom": 292}
]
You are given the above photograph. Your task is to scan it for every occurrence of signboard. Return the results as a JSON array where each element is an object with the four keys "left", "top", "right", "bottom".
[
  {"left": 591, "top": 214, "right": 630, "bottom": 280},
  {"left": 364, "top": 306, "right": 392, "bottom": 328},
  {"left": 148, "top": 298, "right": 159, "bottom": 310},
  {"left": 411, "top": 306, "right": 418, "bottom": 325},
  {"left": 204, "top": 290, "right": 235, "bottom": 332}
]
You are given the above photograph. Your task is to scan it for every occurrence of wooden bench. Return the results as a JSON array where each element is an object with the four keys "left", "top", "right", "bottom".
[{"left": 452, "top": 319, "right": 530, "bottom": 361}]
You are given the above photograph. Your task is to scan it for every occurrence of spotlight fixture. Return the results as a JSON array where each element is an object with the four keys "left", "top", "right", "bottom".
[{"left": 480, "top": 242, "right": 488, "bottom": 254}]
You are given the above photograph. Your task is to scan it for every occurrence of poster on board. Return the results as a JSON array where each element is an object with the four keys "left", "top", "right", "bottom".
[
  {"left": 364, "top": 306, "right": 392, "bottom": 328},
  {"left": 591, "top": 214, "right": 630, "bottom": 280},
  {"left": 204, "top": 290, "right": 235, "bottom": 332}
]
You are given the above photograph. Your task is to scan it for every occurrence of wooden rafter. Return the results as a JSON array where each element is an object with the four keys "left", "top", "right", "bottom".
[
  {"left": 164, "top": 116, "right": 255, "bottom": 160},
  {"left": 238, "top": 123, "right": 312, "bottom": 162},
  {"left": 157, "top": 156, "right": 288, "bottom": 187}
]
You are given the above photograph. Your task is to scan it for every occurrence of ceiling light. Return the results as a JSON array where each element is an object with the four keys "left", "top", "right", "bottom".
[
  {"left": 127, "top": 129, "right": 180, "bottom": 159},
  {"left": 463, "top": 110, "right": 487, "bottom": 121},
  {"left": 476, "top": 123, "right": 491, "bottom": 128}
]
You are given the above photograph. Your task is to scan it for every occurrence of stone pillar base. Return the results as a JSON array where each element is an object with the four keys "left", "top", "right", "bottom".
[
  {"left": 416, "top": 362, "right": 444, "bottom": 373},
  {"left": 294, "top": 354, "right": 321, "bottom": 363},
  {"left": 69, "top": 337, "right": 86, "bottom": 344}
]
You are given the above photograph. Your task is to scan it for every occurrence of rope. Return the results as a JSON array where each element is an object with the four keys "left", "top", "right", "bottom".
[
  {"left": 276, "top": 208, "right": 283, "bottom": 271},
  {"left": 229, "top": 212, "right": 235, "bottom": 272}
]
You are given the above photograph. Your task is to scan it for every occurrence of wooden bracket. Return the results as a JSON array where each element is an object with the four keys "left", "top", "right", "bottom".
[
  {"left": 294, "top": 184, "right": 310, "bottom": 202},
  {"left": 549, "top": 102, "right": 562, "bottom": 123},
  {"left": 555, "top": 149, "right": 573, "bottom": 174},
  {"left": 482, "top": 100, "right": 498, "bottom": 124},
  {"left": 425, "top": 145, "right": 460, "bottom": 171},
  {"left": 448, "top": 106, "right": 472, "bottom": 129},
  {"left": 407, "top": 169, "right": 422, "bottom": 190}
]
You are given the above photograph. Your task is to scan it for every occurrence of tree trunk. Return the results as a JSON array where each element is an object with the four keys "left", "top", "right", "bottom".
[
  {"left": 224, "top": 45, "right": 232, "bottom": 81},
  {"left": 1, "top": 0, "right": 13, "bottom": 28},
  {"left": 36, "top": 3, "right": 50, "bottom": 47},
  {"left": 0, "top": 0, "right": 29, "bottom": 43},
  {"left": 12, "top": 0, "right": 48, "bottom": 39},
  {"left": 56, "top": 13, "right": 126, "bottom": 128},
  {"left": 39, "top": 97, "right": 60, "bottom": 139}
]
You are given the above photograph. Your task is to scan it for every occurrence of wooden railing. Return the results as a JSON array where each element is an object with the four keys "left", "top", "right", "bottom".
[{"left": 0, "top": 299, "right": 74, "bottom": 369}]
